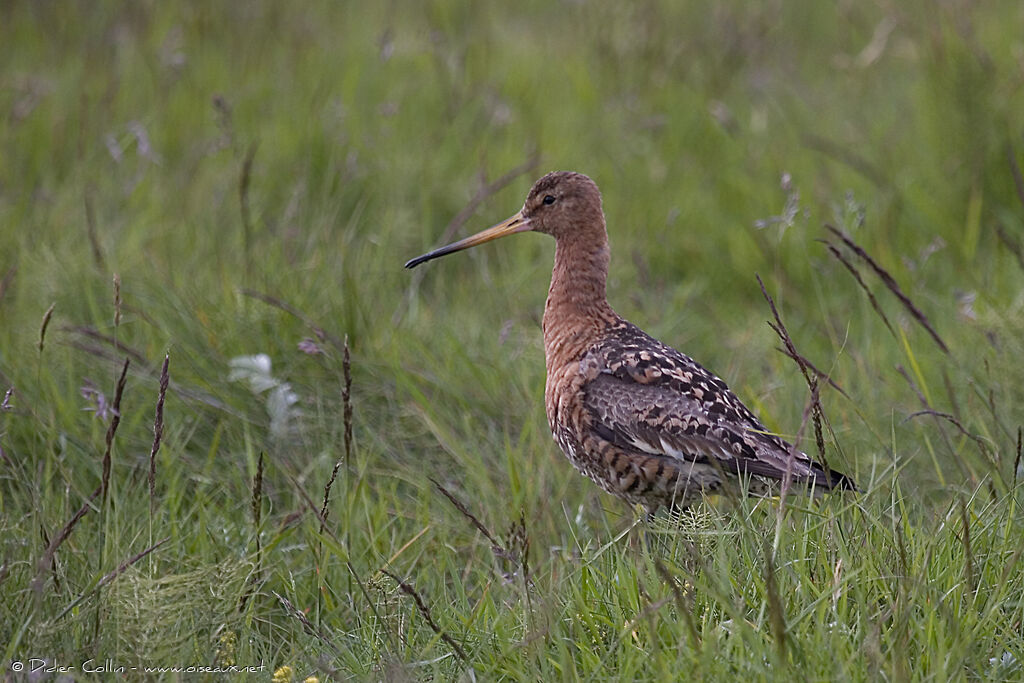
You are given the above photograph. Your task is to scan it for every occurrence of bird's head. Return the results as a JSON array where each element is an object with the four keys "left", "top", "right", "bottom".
[{"left": 404, "top": 171, "right": 604, "bottom": 269}]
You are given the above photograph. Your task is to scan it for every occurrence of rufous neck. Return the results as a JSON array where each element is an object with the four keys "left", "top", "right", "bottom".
[{"left": 543, "top": 228, "right": 614, "bottom": 329}]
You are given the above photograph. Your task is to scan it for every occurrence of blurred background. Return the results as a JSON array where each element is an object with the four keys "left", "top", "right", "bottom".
[{"left": 2, "top": 1, "right": 1024, "bottom": 678}]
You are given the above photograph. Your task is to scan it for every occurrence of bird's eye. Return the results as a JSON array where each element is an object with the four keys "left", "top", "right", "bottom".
[{"left": 543, "top": 195, "right": 556, "bottom": 205}]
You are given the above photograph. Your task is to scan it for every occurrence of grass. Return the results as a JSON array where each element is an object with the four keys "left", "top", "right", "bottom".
[{"left": 2, "top": 0, "right": 1024, "bottom": 679}]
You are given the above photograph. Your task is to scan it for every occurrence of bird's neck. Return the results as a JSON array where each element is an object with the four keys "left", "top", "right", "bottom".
[{"left": 543, "top": 228, "right": 616, "bottom": 370}]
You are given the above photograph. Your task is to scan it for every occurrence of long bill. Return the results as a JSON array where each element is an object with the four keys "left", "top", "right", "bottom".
[{"left": 404, "top": 210, "right": 532, "bottom": 269}]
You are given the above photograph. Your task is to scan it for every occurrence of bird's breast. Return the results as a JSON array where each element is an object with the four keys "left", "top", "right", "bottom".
[{"left": 541, "top": 298, "right": 616, "bottom": 444}]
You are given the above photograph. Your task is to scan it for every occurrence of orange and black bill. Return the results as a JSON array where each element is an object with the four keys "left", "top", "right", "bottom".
[{"left": 404, "top": 211, "right": 531, "bottom": 269}]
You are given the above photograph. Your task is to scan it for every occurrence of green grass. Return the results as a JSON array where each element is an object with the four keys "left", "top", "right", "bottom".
[{"left": 2, "top": 1, "right": 1024, "bottom": 680}]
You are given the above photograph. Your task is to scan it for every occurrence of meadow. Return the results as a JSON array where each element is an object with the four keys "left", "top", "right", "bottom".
[{"left": 2, "top": 1, "right": 1024, "bottom": 680}]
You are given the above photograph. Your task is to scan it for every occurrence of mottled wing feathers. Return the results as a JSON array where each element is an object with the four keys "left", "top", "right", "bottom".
[{"left": 581, "top": 322, "right": 850, "bottom": 489}]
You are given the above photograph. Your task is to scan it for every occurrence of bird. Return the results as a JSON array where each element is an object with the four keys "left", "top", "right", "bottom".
[{"left": 405, "top": 171, "right": 855, "bottom": 513}]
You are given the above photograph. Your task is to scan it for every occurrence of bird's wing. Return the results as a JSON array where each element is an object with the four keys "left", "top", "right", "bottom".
[{"left": 580, "top": 323, "right": 844, "bottom": 487}]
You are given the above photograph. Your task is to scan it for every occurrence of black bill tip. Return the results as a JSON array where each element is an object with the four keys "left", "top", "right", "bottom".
[{"left": 404, "top": 253, "right": 433, "bottom": 269}]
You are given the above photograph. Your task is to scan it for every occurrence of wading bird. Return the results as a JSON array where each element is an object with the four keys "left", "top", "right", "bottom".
[{"left": 406, "top": 172, "right": 854, "bottom": 513}]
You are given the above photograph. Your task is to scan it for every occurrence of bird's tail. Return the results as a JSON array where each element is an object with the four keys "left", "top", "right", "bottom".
[{"left": 811, "top": 466, "right": 858, "bottom": 492}]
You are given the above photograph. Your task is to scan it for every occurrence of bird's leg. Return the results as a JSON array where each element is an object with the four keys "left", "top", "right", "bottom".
[
  {"left": 666, "top": 502, "right": 692, "bottom": 522},
  {"left": 638, "top": 504, "right": 663, "bottom": 553},
  {"left": 625, "top": 506, "right": 652, "bottom": 552}
]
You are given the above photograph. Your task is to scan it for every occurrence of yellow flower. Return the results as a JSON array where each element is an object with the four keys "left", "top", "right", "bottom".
[
  {"left": 215, "top": 630, "right": 237, "bottom": 667},
  {"left": 272, "top": 666, "right": 294, "bottom": 683}
]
